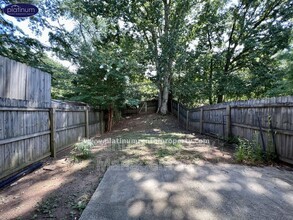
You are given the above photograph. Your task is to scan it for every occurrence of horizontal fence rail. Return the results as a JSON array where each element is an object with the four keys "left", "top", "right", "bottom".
[
  {"left": 0, "top": 103, "right": 104, "bottom": 180},
  {"left": 171, "top": 96, "right": 293, "bottom": 165},
  {"left": 0, "top": 56, "right": 105, "bottom": 180}
]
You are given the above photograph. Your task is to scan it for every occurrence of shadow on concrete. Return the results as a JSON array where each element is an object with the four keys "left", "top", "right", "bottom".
[{"left": 80, "top": 164, "right": 293, "bottom": 220}]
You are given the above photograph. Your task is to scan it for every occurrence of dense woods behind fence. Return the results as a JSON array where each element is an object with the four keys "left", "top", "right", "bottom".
[
  {"left": 122, "top": 100, "right": 158, "bottom": 115},
  {"left": 172, "top": 97, "right": 293, "bottom": 165},
  {"left": 0, "top": 56, "right": 104, "bottom": 180}
]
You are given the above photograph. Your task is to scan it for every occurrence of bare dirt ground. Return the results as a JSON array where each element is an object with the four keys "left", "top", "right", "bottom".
[{"left": 0, "top": 113, "right": 252, "bottom": 219}]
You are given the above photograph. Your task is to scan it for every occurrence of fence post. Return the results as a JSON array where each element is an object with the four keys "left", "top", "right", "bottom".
[
  {"left": 50, "top": 108, "right": 56, "bottom": 158},
  {"left": 200, "top": 108, "right": 204, "bottom": 134},
  {"left": 186, "top": 110, "right": 189, "bottom": 130},
  {"left": 226, "top": 105, "right": 231, "bottom": 139},
  {"left": 177, "top": 103, "right": 180, "bottom": 122},
  {"left": 85, "top": 108, "right": 89, "bottom": 138}
]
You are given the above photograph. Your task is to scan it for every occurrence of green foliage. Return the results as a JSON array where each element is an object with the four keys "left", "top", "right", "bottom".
[
  {"left": 35, "top": 196, "right": 60, "bottom": 218},
  {"left": 71, "top": 194, "right": 90, "bottom": 212},
  {"left": 45, "top": 0, "right": 194, "bottom": 114},
  {"left": 0, "top": 0, "right": 61, "bottom": 66},
  {"left": 227, "top": 135, "right": 241, "bottom": 145},
  {"left": 156, "top": 143, "right": 181, "bottom": 158},
  {"left": 72, "top": 201, "right": 87, "bottom": 212},
  {"left": 235, "top": 138, "right": 276, "bottom": 164},
  {"left": 45, "top": 2, "right": 151, "bottom": 110},
  {"left": 71, "top": 139, "right": 94, "bottom": 161},
  {"left": 2, "top": 0, "right": 293, "bottom": 109},
  {"left": 0, "top": 15, "right": 46, "bottom": 65},
  {"left": 266, "top": 44, "right": 293, "bottom": 97},
  {"left": 157, "top": 148, "right": 171, "bottom": 158},
  {"left": 124, "top": 78, "right": 158, "bottom": 103},
  {"left": 173, "top": 0, "right": 293, "bottom": 105}
]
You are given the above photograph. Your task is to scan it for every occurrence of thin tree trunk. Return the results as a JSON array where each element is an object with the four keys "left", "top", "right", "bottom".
[
  {"left": 217, "top": 18, "right": 236, "bottom": 104},
  {"left": 107, "top": 104, "right": 113, "bottom": 132},
  {"left": 207, "top": 28, "right": 213, "bottom": 104},
  {"left": 208, "top": 69, "right": 213, "bottom": 104},
  {"left": 157, "top": 90, "right": 162, "bottom": 113},
  {"left": 217, "top": 94, "right": 223, "bottom": 103}
]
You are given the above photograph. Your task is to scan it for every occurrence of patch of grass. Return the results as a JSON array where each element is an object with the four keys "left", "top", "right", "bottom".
[
  {"left": 71, "top": 139, "right": 95, "bottom": 162},
  {"left": 166, "top": 141, "right": 182, "bottom": 148},
  {"left": 156, "top": 145, "right": 181, "bottom": 158},
  {"left": 157, "top": 148, "right": 171, "bottom": 158}
]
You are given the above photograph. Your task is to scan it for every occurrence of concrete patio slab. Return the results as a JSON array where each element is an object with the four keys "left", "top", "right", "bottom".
[{"left": 79, "top": 164, "right": 293, "bottom": 220}]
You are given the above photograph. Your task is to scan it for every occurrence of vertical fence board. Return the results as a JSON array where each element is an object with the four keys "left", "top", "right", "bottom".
[
  {"left": 173, "top": 97, "right": 293, "bottom": 164},
  {"left": 0, "top": 103, "right": 102, "bottom": 180},
  {"left": 0, "top": 56, "right": 51, "bottom": 107}
]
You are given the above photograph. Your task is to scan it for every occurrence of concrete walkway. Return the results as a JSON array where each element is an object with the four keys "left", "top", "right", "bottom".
[{"left": 80, "top": 163, "right": 293, "bottom": 220}]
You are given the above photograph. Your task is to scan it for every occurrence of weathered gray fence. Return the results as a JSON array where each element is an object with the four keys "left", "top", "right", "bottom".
[
  {"left": 51, "top": 100, "right": 104, "bottom": 156},
  {"left": 0, "top": 56, "right": 104, "bottom": 180},
  {"left": 0, "top": 102, "right": 51, "bottom": 180},
  {"left": 0, "top": 99, "right": 104, "bottom": 180},
  {"left": 172, "top": 97, "right": 293, "bottom": 164},
  {"left": 0, "top": 56, "right": 51, "bottom": 107}
]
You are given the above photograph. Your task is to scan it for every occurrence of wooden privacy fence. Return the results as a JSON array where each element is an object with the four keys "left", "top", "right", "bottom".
[
  {"left": 171, "top": 96, "right": 293, "bottom": 164},
  {"left": 0, "top": 56, "right": 105, "bottom": 180},
  {"left": 50, "top": 100, "right": 104, "bottom": 157},
  {"left": 0, "top": 99, "right": 104, "bottom": 180},
  {"left": 0, "top": 56, "right": 51, "bottom": 107}
]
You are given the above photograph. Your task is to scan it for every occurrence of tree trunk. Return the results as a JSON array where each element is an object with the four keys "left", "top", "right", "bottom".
[
  {"left": 159, "top": 0, "right": 172, "bottom": 115},
  {"left": 168, "top": 91, "right": 173, "bottom": 112},
  {"left": 157, "top": 90, "right": 162, "bottom": 113},
  {"left": 208, "top": 56, "right": 213, "bottom": 104},
  {"left": 217, "top": 94, "right": 223, "bottom": 103},
  {"left": 107, "top": 104, "right": 113, "bottom": 132},
  {"left": 160, "top": 77, "right": 169, "bottom": 114},
  {"left": 207, "top": 28, "right": 214, "bottom": 104}
]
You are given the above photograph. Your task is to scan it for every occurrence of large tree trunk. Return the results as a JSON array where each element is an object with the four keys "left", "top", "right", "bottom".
[
  {"left": 160, "top": 77, "right": 169, "bottom": 114},
  {"left": 159, "top": 0, "right": 171, "bottom": 115}
]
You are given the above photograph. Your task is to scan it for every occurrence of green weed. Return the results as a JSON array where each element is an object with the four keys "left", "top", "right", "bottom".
[
  {"left": 71, "top": 139, "right": 95, "bottom": 161},
  {"left": 35, "top": 196, "right": 60, "bottom": 218},
  {"left": 235, "top": 137, "right": 276, "bottom": 164}
]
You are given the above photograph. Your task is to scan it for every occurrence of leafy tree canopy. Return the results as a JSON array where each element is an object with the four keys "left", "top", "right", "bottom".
[{"left": 1, "top": 0, "right": 293, "bottom": 111}]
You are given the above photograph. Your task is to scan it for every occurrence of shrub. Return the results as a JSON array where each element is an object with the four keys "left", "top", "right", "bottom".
[
  {"left": 235, "top": 137, "right": 276, "bottom": 164},
  {"left": 227, "top": 136, "right": 240, "bottom": 144},
  {"left": 71, "top": 139, "right": 95, "bottom": 161}
]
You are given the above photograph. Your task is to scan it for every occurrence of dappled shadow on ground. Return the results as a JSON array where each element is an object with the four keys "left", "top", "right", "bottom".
[
  {"left": 80, "top": 164, "right": 293, "bottom": 220},
  {"left": 0, "top": 149, "right": 104, "bottom": 220},
  {"left": 92, "top": 113, "right": 235, "bottom": 167}
]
